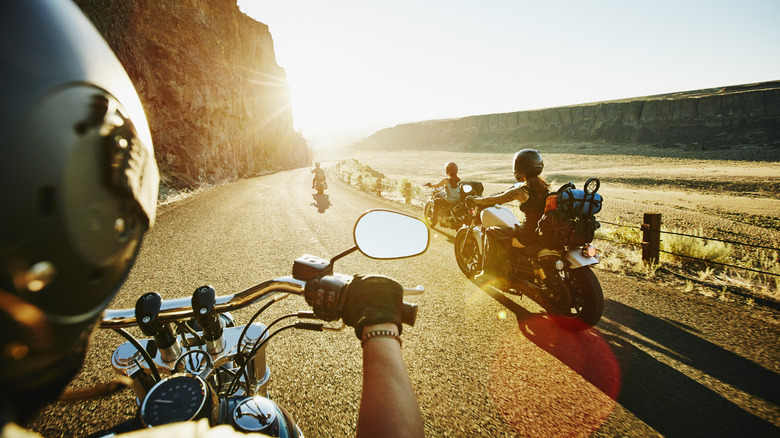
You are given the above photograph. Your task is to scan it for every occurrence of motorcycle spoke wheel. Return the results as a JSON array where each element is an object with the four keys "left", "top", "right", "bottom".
[
  {"left": 424, "top": 202, "right": 436, "bottom": 228},
  {"left": 552, "top": 267, "right": 604, "bottom": 331},
  {"left": 454, "top": 229, "right": 480, "bottom": 279}
]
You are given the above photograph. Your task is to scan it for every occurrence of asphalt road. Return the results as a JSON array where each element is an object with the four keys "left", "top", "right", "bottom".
[{"left": 29, "top": 167, "right": 780, "bottom": 437}]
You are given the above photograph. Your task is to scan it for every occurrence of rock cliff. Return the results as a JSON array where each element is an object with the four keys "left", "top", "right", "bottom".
[
  {"left": 357, "top": 81, "right": 780, "bottom": 155},
  {"left": 74, "top": 0, "right": 311, "bottom": 191}
]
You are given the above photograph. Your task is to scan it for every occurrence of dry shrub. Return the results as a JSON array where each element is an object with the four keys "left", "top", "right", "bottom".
[{"left": 661, "top": 227, "right": 732, "bottom": 265}]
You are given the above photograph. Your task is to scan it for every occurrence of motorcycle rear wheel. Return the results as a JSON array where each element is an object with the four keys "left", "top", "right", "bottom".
[
  {"left": 553, "top": 266, "right": 603, "bottom": 331},
  {"left": 454, "top": 228, "right": 481, "bottom": 278},
  {"left": 424, "top": 201, "right": 436, "bottom": 228}
]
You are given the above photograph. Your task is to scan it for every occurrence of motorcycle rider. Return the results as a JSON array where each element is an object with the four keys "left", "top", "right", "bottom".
[
  {"left": 423, "top": 162, "right": 461, "bottom": 226},
  {"left": 466, "top": 149, "right": 550, "bottom": 286},
  {"left": 0, "top": 1, "right": 423, "bottom": 437},
  {"left": 311, "top": 162, "right": 326, "bottom": 189}
]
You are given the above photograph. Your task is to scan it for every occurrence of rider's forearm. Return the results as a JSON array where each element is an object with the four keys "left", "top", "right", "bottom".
[
  {"left": 475, "top": 187, "right": 524, "bottom": 206},
  {"left": 357, "top": 323, "right": 424, "bottom": 438}
]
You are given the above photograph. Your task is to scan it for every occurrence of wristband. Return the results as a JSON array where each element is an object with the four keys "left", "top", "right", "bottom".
[{"left": 361, "top": 330, "right": 402, "bottom": 348}]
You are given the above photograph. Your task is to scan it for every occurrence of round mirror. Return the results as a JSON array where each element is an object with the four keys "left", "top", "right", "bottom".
[
  {"left": 353, "top": 210, "right": 429, "bottom": 259},
  {"left": 461, "top": 184, "right": 473, "bottom": 194}
]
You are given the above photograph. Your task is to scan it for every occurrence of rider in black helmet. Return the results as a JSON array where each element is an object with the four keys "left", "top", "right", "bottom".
[
  {"left": 467, "top": 149, "right": 550, "bottom": 285},
  {"left": 0, "top": 0, "right": 160, "bottom": 425},
  {"left": 0, "top": 1, "right": 422, "bottom": 436},
  {"left": 423, "top": 162, "right": 461, "bottom": 226}
]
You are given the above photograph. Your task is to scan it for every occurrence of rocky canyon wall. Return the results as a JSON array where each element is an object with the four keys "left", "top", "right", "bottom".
[
  {"left": 357, "top": 81, "right": 780, "bottom": 154},
  {"left": 74, "top": 0, "right": 311, "bottom": 190}
]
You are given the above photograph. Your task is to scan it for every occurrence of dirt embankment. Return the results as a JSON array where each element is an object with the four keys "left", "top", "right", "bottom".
[{"left": 74, "top": 1, "right": 311, "bottom": 190}]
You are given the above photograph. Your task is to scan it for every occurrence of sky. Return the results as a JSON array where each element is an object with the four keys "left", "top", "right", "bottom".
[{"left": 237, "top": 0, "right": 780, "bottom": 148}]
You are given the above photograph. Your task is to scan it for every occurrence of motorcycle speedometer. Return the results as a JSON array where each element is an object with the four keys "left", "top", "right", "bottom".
[{"left": 140, "top": 374, "right": 218, "bottom": 427}]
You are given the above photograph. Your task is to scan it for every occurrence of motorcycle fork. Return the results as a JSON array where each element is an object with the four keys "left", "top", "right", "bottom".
[{"left": 537, "top": 257, "right": 572, "bottom": 312}]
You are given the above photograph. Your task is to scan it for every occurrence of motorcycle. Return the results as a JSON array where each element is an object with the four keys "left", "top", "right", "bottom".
[
  {"left": 92, "top": 209, "right": 428, "bottom": 436},
  {"left": 423, "top": 181, "right": 483, "bottom": 230},
  {"left": 454, "top": 178, "right": 604, "bottom": 330},
  {"left": 314, "top": 177, "right": 327, "bottom": 195}
]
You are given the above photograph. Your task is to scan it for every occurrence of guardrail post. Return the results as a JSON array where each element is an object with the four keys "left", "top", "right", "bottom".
[
  {"left": 404, "top": 182, "right": 411, "bottom": 204},
  {"left": 642, "top": 213, "right": 662, "bottom": 263}
]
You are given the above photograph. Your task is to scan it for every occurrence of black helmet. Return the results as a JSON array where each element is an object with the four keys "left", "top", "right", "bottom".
[
  {"left": 513, "top": 149, "right": 544, "bottom": 181},
  {"left": 315, "top": 162, "right": 321, "bottom": 168},
  {"left": 445, "top": 162, "right": 458, "bottom": 176},
  {"left": 0, "top": 0, "right": 158, "bottom": 420}
]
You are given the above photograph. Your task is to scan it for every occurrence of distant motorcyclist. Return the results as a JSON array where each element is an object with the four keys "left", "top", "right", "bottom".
[
  {"left": 311, "top": 162, "right": 326, "bottom": 189},
  {"left": 423, "top": 162, "right": 461, "bottom": 226},
  {"left": 467, "top": 149, "right": 550, "bottom": 285},
  {"left": 0, "top": 1, "right": 423, "bottom": 437}
]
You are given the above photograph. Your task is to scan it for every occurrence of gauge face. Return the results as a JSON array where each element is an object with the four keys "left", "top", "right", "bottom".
[{"left": 141, "top": 375, "right": 208, "bottom": 427}]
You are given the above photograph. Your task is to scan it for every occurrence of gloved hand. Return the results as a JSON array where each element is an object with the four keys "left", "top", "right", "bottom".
[
  {"left": 423, "top": 182, "right": 431, "bottom": 188},
  {"left": 342, "top": 275, "right": 404, "bottom": 339},
  {"left": 465, "top": 195, "right": 477, "bottom": 207}
]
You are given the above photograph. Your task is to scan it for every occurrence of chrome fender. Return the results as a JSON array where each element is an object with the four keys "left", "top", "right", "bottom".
[{"left": 564, "top": 248, "right": 600, "bottom": 268}]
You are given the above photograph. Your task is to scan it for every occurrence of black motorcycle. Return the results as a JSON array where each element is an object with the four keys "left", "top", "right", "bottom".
[
  {"left": 454, "top": 179, "right": 604, "bottom": 330},
  {"left": 423, "top": 181, "right": 483, "bottom": 230}
]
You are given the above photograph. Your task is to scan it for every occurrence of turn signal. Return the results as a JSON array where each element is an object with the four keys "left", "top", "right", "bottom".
[{"left": 582, "top": 245, "right": 597, "bottom": 258}]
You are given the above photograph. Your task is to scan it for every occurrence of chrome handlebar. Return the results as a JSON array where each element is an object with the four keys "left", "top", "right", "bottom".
[{"left": 100, "top": 276, "right": 306, "bottom": 329}]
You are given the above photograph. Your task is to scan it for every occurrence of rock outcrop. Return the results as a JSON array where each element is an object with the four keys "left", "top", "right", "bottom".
[
  {"left": 75, "top": 0, "right": 311, "bottom": 190},
  {"left": 357, "top": 81, "right": 780, "bottom": 154}
]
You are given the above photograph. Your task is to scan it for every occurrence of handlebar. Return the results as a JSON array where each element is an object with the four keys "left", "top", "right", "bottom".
[
  {"left": 100, "top": 276, "right": 424, "bottom": 329},
  {"left": 101, "top": 277, "right": 306, "bottom": 329}
]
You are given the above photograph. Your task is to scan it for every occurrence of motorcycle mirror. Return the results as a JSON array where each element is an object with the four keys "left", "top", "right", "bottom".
[
  {"left": 461, "top": 184, "right": 473, "bottom": 194},
  {"left": 353, "top": 209, "right": 429, "bottom": 259}
]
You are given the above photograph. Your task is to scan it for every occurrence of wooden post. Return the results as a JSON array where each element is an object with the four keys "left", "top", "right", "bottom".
[
  {"left": 375, "top": 180, "right": 382, "bottom": 196},
  {"left": 404, "top": 182, "right": 412, "bottom": 204},
  {"left": 642, "top": 213, "right": 662, "bottom": 263}
]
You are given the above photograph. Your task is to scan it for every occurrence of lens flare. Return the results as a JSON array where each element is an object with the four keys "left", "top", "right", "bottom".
[{"left": 489, "top": 315, "right": 620, "bottom": 437}]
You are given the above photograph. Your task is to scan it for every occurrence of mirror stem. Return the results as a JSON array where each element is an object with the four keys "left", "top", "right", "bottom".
[{"left": 330, "top": 245, "right": 359, "bottom": 265}]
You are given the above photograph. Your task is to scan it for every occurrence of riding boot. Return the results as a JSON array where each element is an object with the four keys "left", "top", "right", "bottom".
[{"left": 474, "top": 231, "right": 508, "bottom": 288}]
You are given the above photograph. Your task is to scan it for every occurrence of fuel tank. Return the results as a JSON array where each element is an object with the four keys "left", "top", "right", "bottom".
[{"left": 480, "top": 205, "right": 520, "bottom": 228}]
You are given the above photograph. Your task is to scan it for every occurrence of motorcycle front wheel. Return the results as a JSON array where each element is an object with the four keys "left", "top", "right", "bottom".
[
  {"left": 424, "top": 201, "right": 436, "bottom": 228},
  {"left": 553, "top": 266, "right": 604, "bottom": 331},
  {"left": 454, "top": 228, "right": 481, "bottom": 279}
]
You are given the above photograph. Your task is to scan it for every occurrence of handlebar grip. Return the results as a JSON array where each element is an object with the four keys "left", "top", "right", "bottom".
[{"left": 401, "top": 302, "right": 418, "bottom": 326}]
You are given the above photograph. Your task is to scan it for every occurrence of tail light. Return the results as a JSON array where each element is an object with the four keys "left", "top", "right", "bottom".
[{"left": 582, "top": 245, "right": 597, "bottom": 258}]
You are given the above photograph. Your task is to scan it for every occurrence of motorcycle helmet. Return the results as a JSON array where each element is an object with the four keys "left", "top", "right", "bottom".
[
  {"left": 513, "top": 149, "right": 544, "bottom": 181},
  {"left": 0, "top": 0, "right": 159, "bottom": 421},
  {"left": 445, "top": 162, "right": 458, "bottom": 176},
  {"left": 315, "top": 162, "right": 321, "bottom": 168}
]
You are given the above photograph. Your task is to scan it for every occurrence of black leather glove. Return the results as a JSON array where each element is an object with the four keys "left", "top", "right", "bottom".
[
  {"left": 465, "top": 195, "right": 477, "bottom": 207},
  {"left": 424, "top": 182, "right": 431, "bottom": 188},
  {"left": 342, "top": 275, "right": 404, "bottom": 339}
]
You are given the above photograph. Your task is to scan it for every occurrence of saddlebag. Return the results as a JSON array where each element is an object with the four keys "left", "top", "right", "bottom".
[{"left": 536, "top": 181, "right": 602, "bottom": 247}]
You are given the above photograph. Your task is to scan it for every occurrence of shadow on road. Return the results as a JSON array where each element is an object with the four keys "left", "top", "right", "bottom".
[
  {"left": 597, "top": 299, "right": 778, "bottom": 436},
  {"left": 428, "top": 226, "right": 456, "bottom": 244},
  {"left": 481, "top": 287, "right": 779, "bottom": 436},
  {"left": 311, "top": 193, "right": 330, "bottom": 213}
]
